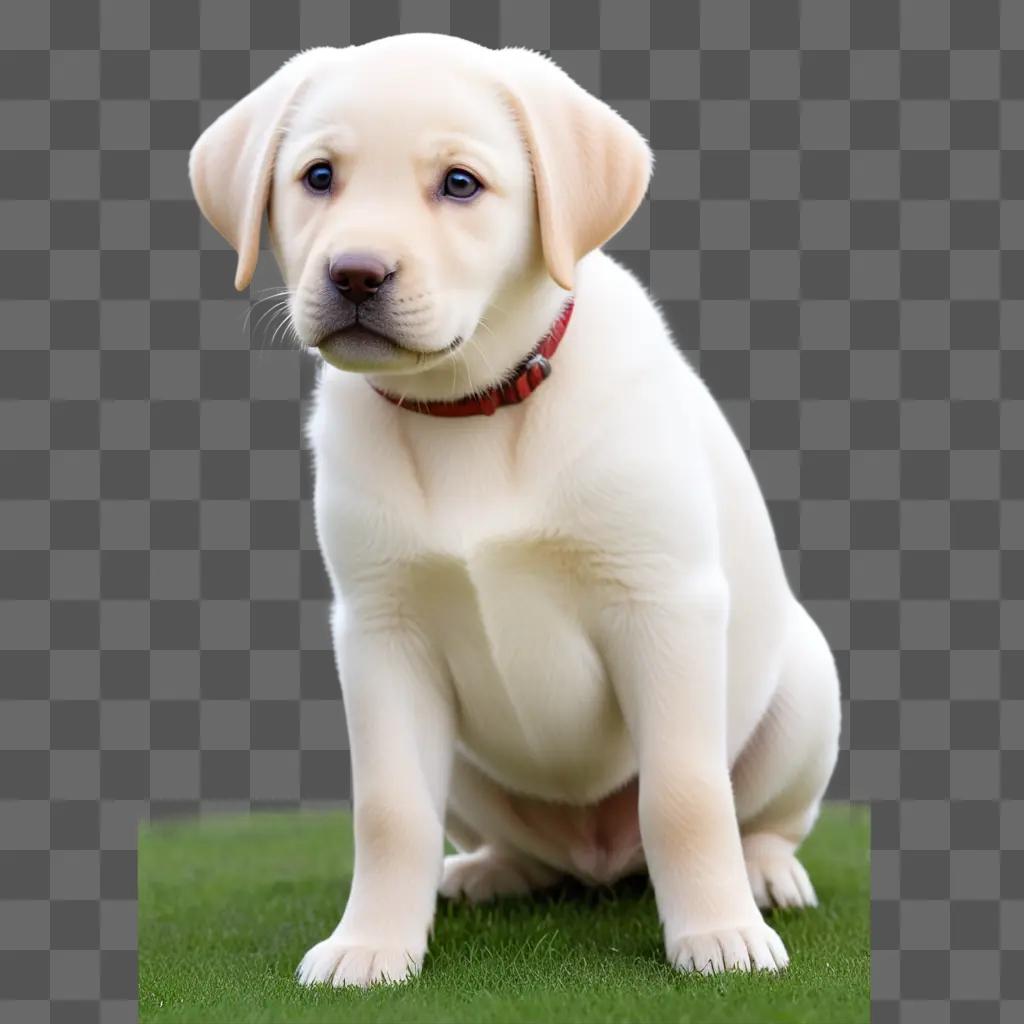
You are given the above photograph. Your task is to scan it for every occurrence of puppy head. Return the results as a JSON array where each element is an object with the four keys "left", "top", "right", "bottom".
[{"left": 189, "top": 35, "right": 651, "bottom": 376}]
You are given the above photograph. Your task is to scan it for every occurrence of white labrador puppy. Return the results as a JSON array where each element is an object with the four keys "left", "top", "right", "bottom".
[{"left": 190, "top": 33, "right": 841, "bottom": 987}]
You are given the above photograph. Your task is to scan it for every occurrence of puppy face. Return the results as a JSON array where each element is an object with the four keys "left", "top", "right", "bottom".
[
  {"left": 271, "top": 52, "right": 536, "bottom": 373},
  {"left": 189, "top": 35, "right": 653, "bottom": 379}
]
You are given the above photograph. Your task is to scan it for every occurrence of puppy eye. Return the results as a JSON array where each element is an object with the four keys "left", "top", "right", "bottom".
[
  {"left": 304, "top": 162, "right": 333, "bottom": 193},
  {"left": 442, "top": 168, "right": 482, "bottom": 200}
]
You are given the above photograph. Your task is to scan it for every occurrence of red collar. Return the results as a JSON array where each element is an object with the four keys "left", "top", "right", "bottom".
[{"left": 369, "top": 299, "right": 574, "bottom": 417}]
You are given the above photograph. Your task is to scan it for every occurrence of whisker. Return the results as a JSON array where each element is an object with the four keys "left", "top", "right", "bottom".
[
  {"left": 272, "top": 307, "right": 299, "bottom": 350},
  {"left": 256, "top": 305, "right": 292, "bottom": 350},
  {"left": 243, "top": 293, "right": 292, "bottom": 331},
  {"left": 457, "top": 344, "right": 477, "bottom": 398},
  {"left": 250, "top": 299, "right": 291, "bottom": 338},
  {"left": 464, "top": 326, "right": 498, "bottom": 390},
  {"left": 283, "top": 314, "right": 301, "bottom": 350},
  {"left": 252, "top": 296, "right": 291, "bottom": 323},
  {"left": 251, "top": 309, "right": 279, "bottom": 349},
  {"left": 483, "top": 298, "right": 513, "bottom": 317}
]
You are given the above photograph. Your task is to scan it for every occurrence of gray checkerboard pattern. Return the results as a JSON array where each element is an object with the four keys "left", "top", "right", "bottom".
[{"left": 1, "top": 0, "right": 1021, "bottom": 1019}]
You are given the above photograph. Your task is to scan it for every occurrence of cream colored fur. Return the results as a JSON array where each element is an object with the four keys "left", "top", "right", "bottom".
[{"left": 190, "top": 33, "right": 841, "bottom": 987}]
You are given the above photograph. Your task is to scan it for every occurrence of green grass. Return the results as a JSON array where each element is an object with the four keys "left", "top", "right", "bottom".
[{"left": 139, "top": 803, "right": 869, "bottom": 1024}]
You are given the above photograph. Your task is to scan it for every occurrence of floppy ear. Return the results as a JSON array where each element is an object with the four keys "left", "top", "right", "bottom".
[
  {"left": 189, "top": 48, "right": 338, "bottom": 292},
  {"left": 499, "top": 48, "right": 653, "bottom": 290}
]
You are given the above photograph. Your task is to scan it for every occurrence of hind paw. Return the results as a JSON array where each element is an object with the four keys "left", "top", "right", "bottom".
[
  {"left": 439, "top": 846, "right": 559, "bottom": 903},
  {"left": 743, "top": 833, "right": 818, "bottom": 910}
]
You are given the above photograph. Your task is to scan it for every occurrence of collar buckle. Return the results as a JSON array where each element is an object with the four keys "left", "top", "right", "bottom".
[{"left": 525, "top": 353, "right": 552, "bottom": 379}]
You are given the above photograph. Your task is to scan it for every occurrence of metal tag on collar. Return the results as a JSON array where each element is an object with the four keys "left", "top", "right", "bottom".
[{"left": 525, "top": 353, "right": 552, "bottom": 379}]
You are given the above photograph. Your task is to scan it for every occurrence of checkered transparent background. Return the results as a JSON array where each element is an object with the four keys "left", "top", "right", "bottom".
[{"left": 1, "top": 0, "right": 1022, "bottom": 1020}]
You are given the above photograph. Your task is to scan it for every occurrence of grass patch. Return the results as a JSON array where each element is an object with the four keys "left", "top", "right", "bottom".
[{"left": 139, "top": 802, "right": 869, "bottom": 1023}]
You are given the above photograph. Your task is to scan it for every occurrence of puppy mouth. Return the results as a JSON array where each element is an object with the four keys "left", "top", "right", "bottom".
[
  {"left": 313, "top": 324, "right": 463, "bottom": 371},
  {"left": 313, "top": 323, "right": 413, "bottom": 370}
]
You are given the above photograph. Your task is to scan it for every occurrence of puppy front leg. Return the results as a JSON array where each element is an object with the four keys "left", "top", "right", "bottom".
[
  {"left": 297, "top": 620, "right": 454, "bottom": 988},
  {"left": 599, "top": 577, "right": 789, "bottom": 974}
]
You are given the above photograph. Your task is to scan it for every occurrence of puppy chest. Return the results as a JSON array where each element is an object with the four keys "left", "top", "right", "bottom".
[{"left": 408, "top": 542, "right": 631, "bottom": 799}]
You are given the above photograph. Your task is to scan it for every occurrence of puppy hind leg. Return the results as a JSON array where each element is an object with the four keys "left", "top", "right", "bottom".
[
  {"left": 441, "top": 756, "right": 565, "bottom": 902},
  {"left": 742, "top": 829, "right": 818, "bottom": 911},
  {"left": 440, "top": 844, "right": 561, "bottom": 904},
  {"left": 732, "top": 606, "right": 841, "bottom": 912},
  {"left": 737, "top": 754, "right": 826, "bottom": 912}
]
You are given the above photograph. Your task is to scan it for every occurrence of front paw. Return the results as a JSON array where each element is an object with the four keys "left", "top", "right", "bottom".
[
  {"left": 296, "top": 936, "right": 423, "bottom": 988},
  {"left": 667, "top": 921, "right": 789, "bottom": 975}
]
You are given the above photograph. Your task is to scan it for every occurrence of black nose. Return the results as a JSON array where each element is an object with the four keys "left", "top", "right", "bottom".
[{"left": 328, "top": 253, "right": 393, "bottom": 304}]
